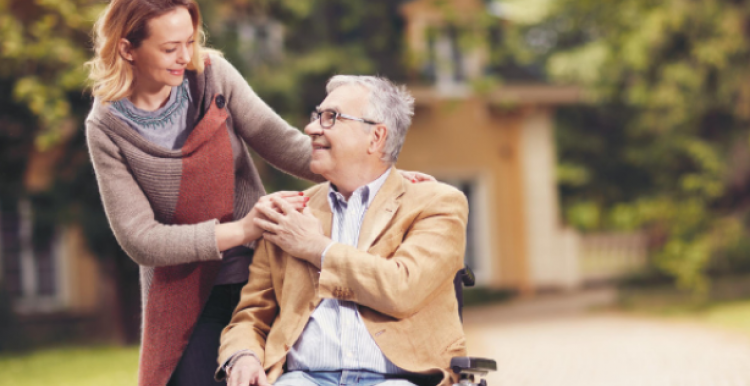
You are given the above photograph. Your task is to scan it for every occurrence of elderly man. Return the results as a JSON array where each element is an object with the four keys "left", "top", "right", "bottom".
[{"left": 216, "top": 76, "right": 469, "bottom": 386}]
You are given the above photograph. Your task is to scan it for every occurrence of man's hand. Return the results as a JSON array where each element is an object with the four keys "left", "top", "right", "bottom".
[
  {"left": 253, "top": 196, "right": 331, "bottom": 267},
  {"left": 227, "top": 355, "right": 270, "bottom": 386},
  {"left": 242, "top": 191, "right": 308, "bottom": 241},
  {"left": 217, "top": 191, "right": 309, "bottom": 251}
]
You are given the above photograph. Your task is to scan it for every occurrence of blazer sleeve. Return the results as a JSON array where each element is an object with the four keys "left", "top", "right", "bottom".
[
  {"left": 212, "top": 55, "right": 324, "bottom": 183},
  {"left": 318, "top": 188, "right": 469, "bottom": 320},
  {"left": 86, "top": 124, "right": 222, "bottom": 267},
  {"left": 218, "top": 239, "right": 278, "bottom": 374}
]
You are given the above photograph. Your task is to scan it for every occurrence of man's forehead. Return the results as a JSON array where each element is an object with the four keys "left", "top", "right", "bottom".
[{"left": 321, "top": 83, "right": 370, "bottom": 110}]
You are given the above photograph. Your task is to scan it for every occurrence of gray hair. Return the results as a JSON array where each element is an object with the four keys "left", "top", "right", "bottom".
[{"left": 326, "top": 75, "right": 415, "bottom": 164}]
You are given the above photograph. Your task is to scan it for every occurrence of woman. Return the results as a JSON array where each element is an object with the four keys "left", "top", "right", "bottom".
[{"left": 84, "top": 1, "right": 429, "bottom": 386}]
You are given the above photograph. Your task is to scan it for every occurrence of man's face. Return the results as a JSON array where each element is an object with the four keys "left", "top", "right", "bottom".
[{"left": 304, "top": 84, "right": 373, "bottom": 179}]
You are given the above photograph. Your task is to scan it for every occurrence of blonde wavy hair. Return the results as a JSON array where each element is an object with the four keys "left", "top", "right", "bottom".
[{"left": 86, "top": 0, "right": 221, "bottom": 103}]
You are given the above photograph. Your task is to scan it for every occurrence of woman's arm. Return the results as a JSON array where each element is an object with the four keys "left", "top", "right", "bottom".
[
  {"left": 87, "top": 124, "right": 223, "bottom": 267},
  {"left": 213, "top": 56, "right": 323, "bottom": 183}
]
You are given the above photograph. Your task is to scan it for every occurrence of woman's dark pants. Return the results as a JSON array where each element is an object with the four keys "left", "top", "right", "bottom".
[{"left": 168, "top": 282, "right": 245, "bottom": 386}]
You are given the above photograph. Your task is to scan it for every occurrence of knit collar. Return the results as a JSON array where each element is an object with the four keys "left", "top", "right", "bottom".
[
  {"left": 86, "top": 60, "right": 213, "bottom": 157},
  {"left": 110, "top": 78, "right": 191, "bottom": 130}
]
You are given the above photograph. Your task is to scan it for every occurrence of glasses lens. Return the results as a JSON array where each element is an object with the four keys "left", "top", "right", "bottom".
[
  {"left": 321, "top": 110, "right": 337, "bottom": 128},
  {"left": 310, "top": 111, "right": 319, "bottom": 123}
]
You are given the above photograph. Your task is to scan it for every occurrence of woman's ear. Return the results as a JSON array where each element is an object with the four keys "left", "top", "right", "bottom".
[
  {"left": 368, "top": 124, "right": 388, "bottom": 155},
  {"left": 118, "top": 38, "right": 135, "bottom": 63}
]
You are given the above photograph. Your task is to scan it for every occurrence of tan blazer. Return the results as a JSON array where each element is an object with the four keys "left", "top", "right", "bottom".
[{"left": 218, "top": 170, "right": 469, "bottom": 386}]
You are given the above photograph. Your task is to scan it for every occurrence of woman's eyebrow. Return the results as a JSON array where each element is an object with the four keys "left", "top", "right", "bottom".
[{"left": 160, "top": 32, "right": 195, "bottom": 45}]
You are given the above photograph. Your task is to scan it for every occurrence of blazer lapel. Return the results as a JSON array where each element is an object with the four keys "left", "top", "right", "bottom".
[
  {"left": 358, "top": 170, "right": 405, "bottom": 251},
  {"left": 308, "top": 183, "right": 333, "bottom": 239},
  {"left": 304, "top": 184, "right": 333, "bottom": 294}
]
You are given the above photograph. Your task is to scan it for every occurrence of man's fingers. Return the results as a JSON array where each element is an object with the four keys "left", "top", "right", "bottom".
[
  {"left": 262, "top": 232, "right": 280, "bottom": 245},
  {"left": 229, "top": 368, "right": 250, "bottom": 386},
  {"left": 255, "top": 202, "right": 284, "bottom": 222},
  {"left": 254, "top": 218, "right": 281, "bottom": 234},
  {"left": 257, "top": 369, "right": 272, "bottom": 386},
  {"left": 237, "top": 373, "right": 250, "bottom": 386}
]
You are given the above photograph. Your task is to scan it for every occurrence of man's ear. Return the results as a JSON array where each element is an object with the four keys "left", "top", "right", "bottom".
[
  {"left": 118, "top": 38, "right": 135, "bottom": 63},
  {"left": 368, "top": 124, "right": 388, "bottom": 156}
]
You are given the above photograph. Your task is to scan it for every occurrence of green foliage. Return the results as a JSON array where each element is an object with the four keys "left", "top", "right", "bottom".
[
  {"left": 0, "top": 0, "right": 104, "bottom": 151},
  {"left": 0, "top": 346, "right": 139, "bottom": 386},
  {"left": 523, "top": 0, "right": 750, "bottom": 293},
  {"left": 0, "top": 0, "right": 137, "bottom": 335},
  {"left": 2, "top": 0, "right": 745, "bottom": 299},
  {"left": 198, "top": 0, "right": 409, "bottom": 192},
  {"left": 0, "top": 288, "right": 26, "bottom": 352},
  {"left": 0, "top": 0, "right": 115, "bottom": 252},
  {"left": 619, "top": 273, "right": 750, "bottom": 337}
]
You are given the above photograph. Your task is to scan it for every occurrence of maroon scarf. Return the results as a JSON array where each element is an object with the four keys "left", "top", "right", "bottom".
[{"left": 138, "top": 92, "right": 235, "bottom": 386}]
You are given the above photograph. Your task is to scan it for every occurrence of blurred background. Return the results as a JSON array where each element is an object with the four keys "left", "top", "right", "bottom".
[{"left": 3, "top": 0, "right": 750, "bottom": 384}]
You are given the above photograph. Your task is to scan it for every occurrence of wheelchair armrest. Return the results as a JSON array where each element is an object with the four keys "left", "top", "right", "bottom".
[
  {"left": 460, "top": 266, "right": 476, "bottom": 287},
  {"left": 450, "top": 356, "right": 497, "bottom": 376}
]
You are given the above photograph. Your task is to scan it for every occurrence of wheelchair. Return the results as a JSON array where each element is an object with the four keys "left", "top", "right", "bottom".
[{"left": 451, "top": 266, "right": 497, "bottom": 386}]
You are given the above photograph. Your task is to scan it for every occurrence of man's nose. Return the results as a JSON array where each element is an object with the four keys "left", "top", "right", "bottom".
[{"left": 304, "top": 121, "right": 323, "bottom": 136}]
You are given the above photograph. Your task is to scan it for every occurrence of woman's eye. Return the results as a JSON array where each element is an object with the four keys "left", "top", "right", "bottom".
[
  {"left": 187, "top": 40, "right": 195, "bottom": 45},
  {"left": 165, "top": 48, "right": 177, "bottom": 53}
]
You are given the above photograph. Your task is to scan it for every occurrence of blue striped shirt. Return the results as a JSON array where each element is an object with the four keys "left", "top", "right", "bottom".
[{"left": 286, "top": 168, "right": 407, "bottom": 374}]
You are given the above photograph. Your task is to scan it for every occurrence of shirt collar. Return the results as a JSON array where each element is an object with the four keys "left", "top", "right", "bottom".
[{"left": 327, "top": 168, "right": 393, "bottom": 211}]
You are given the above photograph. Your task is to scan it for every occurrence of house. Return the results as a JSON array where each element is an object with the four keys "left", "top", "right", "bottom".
[
  {"left": 0, "top": 123, "right": 139, "bottom": 345},
  {"left": 396, "top": 0, "right": 583, "bottom": 292},
  {"left": 0, "top": 0, "right": 644, "bottom": 346}
]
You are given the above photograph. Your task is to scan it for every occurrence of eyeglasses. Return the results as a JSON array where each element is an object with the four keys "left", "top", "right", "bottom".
[{"left": 310, "top": 109, "right": 379, "bottom": 129}]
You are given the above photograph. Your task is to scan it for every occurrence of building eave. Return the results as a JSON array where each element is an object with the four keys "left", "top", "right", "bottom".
[{"left": 410, "top": 84, "right": 585, "bottom": 107}]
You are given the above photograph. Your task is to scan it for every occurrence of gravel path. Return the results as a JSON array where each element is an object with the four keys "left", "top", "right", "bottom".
[{"left": 461, "top": 295, "right": 750, "bottom": 386}]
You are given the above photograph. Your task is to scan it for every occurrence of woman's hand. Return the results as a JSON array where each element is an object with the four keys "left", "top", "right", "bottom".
[
  {"left": 216, "top": 191, "right": 308, "bottom": 251},
  {"left": 399, "top": 170, "right": 436, "bottom": 183}
]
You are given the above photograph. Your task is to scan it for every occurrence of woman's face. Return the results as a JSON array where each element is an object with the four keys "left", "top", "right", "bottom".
[{"left": 121, "top": 7, "right": 195, "bottom": 92}]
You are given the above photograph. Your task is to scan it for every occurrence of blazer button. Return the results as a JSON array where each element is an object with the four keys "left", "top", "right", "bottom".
[{"left": 215, "top": 94, "right": 226, "bottom": 109}]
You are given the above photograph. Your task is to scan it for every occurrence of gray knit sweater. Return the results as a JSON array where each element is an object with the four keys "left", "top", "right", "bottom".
[
  {"left": 109, "top": 77, "right": 194, "bottom": 151},
  {"left": 85, "top": 55, "right": 320, "bottom": 310}
]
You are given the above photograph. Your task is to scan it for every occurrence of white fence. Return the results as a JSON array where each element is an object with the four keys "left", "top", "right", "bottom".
[{"left": 579, "top": 232, "right": 648, "bottom": 282}]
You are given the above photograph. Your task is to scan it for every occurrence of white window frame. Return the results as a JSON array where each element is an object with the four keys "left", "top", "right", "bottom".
[
  {"left": 0, "top": 199, "right": 67, "bottom": 314},
  {"left": 437, "top": 170, "right": 495, "bottom": 286}
]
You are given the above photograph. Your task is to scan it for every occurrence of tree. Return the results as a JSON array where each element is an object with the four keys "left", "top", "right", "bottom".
[
  {"left": 514, "top": 0, "right": 750, "bottom": 293},
  {"left": 0, "top": 0, "right": 413, "bottom": 343},
  {"left": 197, "top": 0, "right": 409, "bottom": 191},
  {"left": 0, "top": 0, "right": 141, "bottom": 344}
]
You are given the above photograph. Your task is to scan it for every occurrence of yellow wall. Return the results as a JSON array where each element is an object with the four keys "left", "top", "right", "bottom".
[
  {"left": 397, "top": 96, "right": 531, "bottom": 291},
  {"left": 63, "top": 225, "right": 101, "bottom": 313}
]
